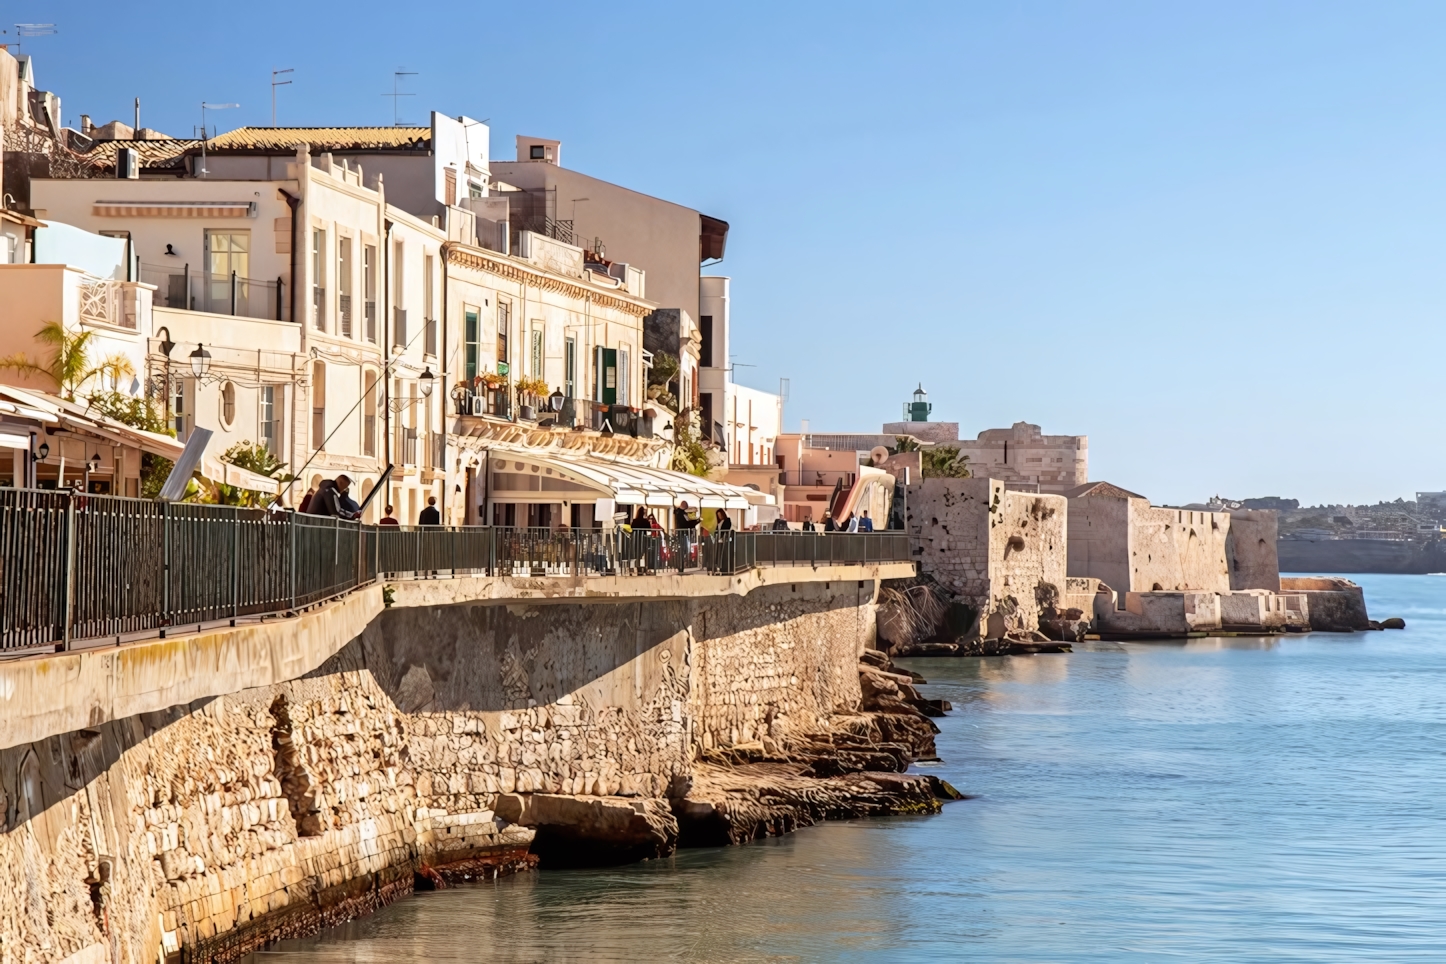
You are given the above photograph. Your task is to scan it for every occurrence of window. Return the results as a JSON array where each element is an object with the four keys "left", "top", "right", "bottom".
[
  {"left": 444, "top": 168, "right": 457, "bottom": 207},
  {"left": 362, "top": 370, "right": 378, "bottom": 457},
  {"left": 595, "top": 347, "right": 617, "bottom": 405},
  {"left": 530, "top": 327, "right": 543, "bottom": 380},
  {"left": 424, "top": 254, "right": 436, "bottom": 355},
  {"left": 338, "top": 237, "right": 353, "bottom": 338},
  {"left": 464, "top": 307, "right": 480, "bottom": 382},
  {"left": 311, "top": 229, "right": 325, "bottom": 330},
  {"left": 171, "top": 380, "right": 187, "bottom": 439},
  {"left": 311, "top": 361, "right": 326, "bottom": 449},
  {"left": 220, "top": 381, "right": 236, "bottom": 428},
  {"left": 565, "top": 336, "right": 576, "bottom": 398},
  {"left": 530, "top": 144, "right": 545, "bottom": 160},
  {"left": 205, "top": 230, "right": 250, "bottom": 314},
  {"left": 496, "top": 301, "right": 510, "bottom": 374},
  {"left": 468, "top": 180, "right": 483, "bottom": 199},
  {"left": 363, "top": 244, "right": 377, "bottom": 342},
  {"left": 699, "top": 315, "right": 713, "bottom": 367},
  {"left": 392, "top": 240, "right": 406, "bottom": 347},
  {"left": 260, "top": 386, "right": 280, "bottom": 455},
  {"left": 618, "top": 348, "right": 629, "bottom": 406}
]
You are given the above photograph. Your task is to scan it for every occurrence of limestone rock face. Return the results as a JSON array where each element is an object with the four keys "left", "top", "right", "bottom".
[{"left": 495, "top": 793, "right": 679, "bottom": 866}]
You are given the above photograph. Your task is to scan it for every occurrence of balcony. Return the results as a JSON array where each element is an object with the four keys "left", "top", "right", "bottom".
[
  {"left": 365, "top": 300, "right": 377, "bottom": 342},
  {"left": 779, "top": 470, "right": 857, "bottom": 488},
  {"left": 339, "top": 293, "right": 353, "bottom": 338},
  {"left": 401, "top": 427, "right": 419, "bottom": 466},
  {"left": 139, "top": 262, "right": 285, "bottom": 321}
]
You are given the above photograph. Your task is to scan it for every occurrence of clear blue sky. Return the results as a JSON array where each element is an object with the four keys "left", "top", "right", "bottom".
[{"left": 11, "top": 1, "right": 1444, "bottom": 506}]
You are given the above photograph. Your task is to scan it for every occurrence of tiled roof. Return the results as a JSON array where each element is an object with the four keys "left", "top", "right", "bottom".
[
  {"left": 1064, "top": 481, "right": 1146, "bottom": 501},
  {"left": 80, "top": 138, "right": 199, "bottom": 169},
  {"left": 208, "top": 127, "right": 431, "bottom": 151}
]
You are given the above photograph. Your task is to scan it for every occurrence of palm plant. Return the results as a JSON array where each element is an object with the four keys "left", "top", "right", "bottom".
[{"left": 0, "top": 321, "right": 134, "bottom": 400}]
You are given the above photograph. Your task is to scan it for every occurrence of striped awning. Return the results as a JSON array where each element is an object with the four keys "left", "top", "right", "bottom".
[
  {"left": 486, "top": 451, "right": 769, "bottom": 513},
  {"left": 93, "top": 201, "right": 257, "bottom": 218}
]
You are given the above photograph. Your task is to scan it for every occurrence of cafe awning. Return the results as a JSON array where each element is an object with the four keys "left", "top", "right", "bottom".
[
  {"left": 485, "top": 450, "right": 770, "bottom": 512},
  {"left": 0, "top": 386, "right": 283, "bottom": 494}
]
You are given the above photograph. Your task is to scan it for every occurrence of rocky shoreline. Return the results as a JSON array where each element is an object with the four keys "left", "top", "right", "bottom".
[{"left": 431, "top": 648, "right": 962, "bottom": 873}]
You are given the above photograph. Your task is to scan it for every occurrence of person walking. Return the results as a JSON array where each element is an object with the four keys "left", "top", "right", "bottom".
[
  {"left": 714, "top": 508, "right": 733, "bottom": 531},
  {"left": 673, "top": 500, "right": 700, "bottom": 532},
  {"left": 419, "top": 496, "right": 440, "bottom": 526},
  {"left": 379, "top": 505, "right": 400, "bottom": 526},
  {"left": 632, "top": 506, "right": 650, "bottom": 529},
  {"left": 845, "top": 512, "right": 859, "bottom": 533}
]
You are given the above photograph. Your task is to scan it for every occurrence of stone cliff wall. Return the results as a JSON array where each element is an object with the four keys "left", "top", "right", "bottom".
[
  {"left": 907, "top": 478, "right": 1067, "bottom": 636},
  {"left": 0, "top": 582, "right": 876, "bottom": 963}
]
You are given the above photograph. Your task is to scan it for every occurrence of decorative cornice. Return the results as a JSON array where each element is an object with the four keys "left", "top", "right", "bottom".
[{"left": 442, "top": 243, "right": 653, "bottom": 318}]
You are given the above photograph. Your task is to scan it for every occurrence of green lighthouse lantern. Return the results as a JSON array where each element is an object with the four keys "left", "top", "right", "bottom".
[{"left": 905, "top": 384, "right": 931, "bottom": 423}]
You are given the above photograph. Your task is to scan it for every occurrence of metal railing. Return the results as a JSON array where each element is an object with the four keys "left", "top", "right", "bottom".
[
  {"left": 141, "top": 263, "right": 285, "bottom": 321},
  {"left": 779, "top": 470, "right": 857, "bottom": 488},
  {"left": 0, "top": 488, "right": 911, "bottom": 652}
]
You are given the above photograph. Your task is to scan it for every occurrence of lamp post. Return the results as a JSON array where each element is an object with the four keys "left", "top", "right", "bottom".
[
  {"left": 189, "top": 344, "right": 212, "bottom": 378},
  {"left": 419, "top": 367, "right": 434, "bottom": 397}
]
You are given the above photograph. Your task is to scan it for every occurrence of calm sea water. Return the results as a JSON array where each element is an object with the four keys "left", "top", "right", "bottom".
[{"left": 249, "top": 574, "right": 1446, "bottom": 962}]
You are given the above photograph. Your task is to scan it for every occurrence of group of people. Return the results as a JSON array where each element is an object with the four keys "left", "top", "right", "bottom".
[
  {"left": 623, "top": 500, "right": 733, "bottom": 535},
  {"left": 296, "top": 475, "right": 441, "bottom": 526},
  {"left": 812, "top": 509, "right": 874, "bottom": 532}
]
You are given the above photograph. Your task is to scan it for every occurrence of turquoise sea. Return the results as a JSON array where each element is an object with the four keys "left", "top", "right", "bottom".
[{"left": 249, "top": 574, "right": 1446, "bottom": 962}]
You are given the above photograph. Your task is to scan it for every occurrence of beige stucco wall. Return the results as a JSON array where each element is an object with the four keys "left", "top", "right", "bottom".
[{"left": 1226, "top": 508, "right": 1281, "bottom": 592}]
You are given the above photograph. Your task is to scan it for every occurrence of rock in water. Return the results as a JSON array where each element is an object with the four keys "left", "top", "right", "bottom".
[{"left": 1381, "top": 617, "right": 1406, "bottom": 630}]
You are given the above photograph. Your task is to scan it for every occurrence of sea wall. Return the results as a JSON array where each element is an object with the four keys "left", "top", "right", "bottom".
[{"left": 0, "top": 581, "right": 882, "bottom": 963}]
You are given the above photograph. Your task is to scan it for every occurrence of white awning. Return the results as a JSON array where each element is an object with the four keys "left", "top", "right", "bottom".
[
  {"left": 484, "top": 450, "right": 772, "bottom": 514},
  {"left": 0, "top": 386, "right": 282, "bottom": 494}
]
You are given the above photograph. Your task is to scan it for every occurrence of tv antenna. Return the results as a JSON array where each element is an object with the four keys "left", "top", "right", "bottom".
[
  {"left": 382, "top": 69, "right": 417, "bottom": 126},
  {"left": 271, "top": 68, "right": 293, "bottom": 127},
  {"left": 199, "top": 102, "right": 239, "bottom": 177},
  {"left": 11, "top": 23, "right": 56, "bottom": 53}
]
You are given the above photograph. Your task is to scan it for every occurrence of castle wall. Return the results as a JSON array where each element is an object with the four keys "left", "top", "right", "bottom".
[{"left": 0, "top": 584, "right": 876, "bottom": 963}]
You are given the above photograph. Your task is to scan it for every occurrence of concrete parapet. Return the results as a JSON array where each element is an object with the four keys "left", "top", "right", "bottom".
[
  {"left": 1219, "top": 590, "right": 1308, "bottom": 632},
  {"left": 1280, "top": 576, "right": 1371, "bottom": 631},
  {"left": 1098, "top": 591, "right": 1223, "bottom": 636}
]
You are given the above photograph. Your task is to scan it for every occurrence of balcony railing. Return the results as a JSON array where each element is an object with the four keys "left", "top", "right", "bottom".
[
  {"left": 365, "top": 300, "right": 377, "bottom": 342},
  {"left": 401, "top": 427, "right": 419, "bottom": 466},
  {"left": 140, "top": 263, "right": 285, "bottom": 321},
  {"left": 779, "top": 470, "right": 857, "bottom": 488},
  {"left": 0, "top": 488, "right": 912, "bottom": 653},
  {"left": 339, "top": 293, "right": 353, "bottom": 338},
  {"left": 424, "top": 316, "right": 437, "bottom": 356}
]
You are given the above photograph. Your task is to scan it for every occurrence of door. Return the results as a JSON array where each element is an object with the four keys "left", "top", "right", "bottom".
[{"left": 595, "top": 347, "right": 617, "bottom": 405}]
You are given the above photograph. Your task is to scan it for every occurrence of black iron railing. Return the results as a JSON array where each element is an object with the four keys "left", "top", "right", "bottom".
[{"left": 0, "top": 489, "right": 911, "bottom": 652}]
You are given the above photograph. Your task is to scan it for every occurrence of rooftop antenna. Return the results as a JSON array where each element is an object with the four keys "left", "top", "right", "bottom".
[
  {"left": 271, "top": 68, "right": 293, "bottom": 127},
  {"left": 383, "top": 69, "right": 417, "bottom": 126},
  {"left": 134, "top": 96, "right": 140, "bottom": 132},
  {"left": 199, "top": 102, "right": 239, "bottom": 177},
  {"left": 12, "top": 23, "right": 56, "bottom": 53},
  {"left": 779, "top": 376, "right": 789, "bottom": 430}
]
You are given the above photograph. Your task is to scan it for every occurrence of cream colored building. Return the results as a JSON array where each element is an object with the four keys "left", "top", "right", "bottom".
[{"left": 29, "top": 142, "right": 449, "bottom": 520}]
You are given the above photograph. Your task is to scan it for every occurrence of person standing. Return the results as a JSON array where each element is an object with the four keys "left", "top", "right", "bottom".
[
  {"left": 419, "top": 496, "right": 440, "bottom": 526},
  {"left": 846, "top": 512, "right": 859, "bottom": 533},
  {"left": 714, "top": 508, "right": 733, "bottom": 531},
  {"left": 859, "top": 510, "right": 874, "bottom": 532},
  {"left": 379, "top": 505, "right": 400, "bottom": 526},
  {"left": 298, "top": 487, "right": 315, "bottom": 514},
  {"left": 823, "top": 512, "right": 837, "bottom": 532}
]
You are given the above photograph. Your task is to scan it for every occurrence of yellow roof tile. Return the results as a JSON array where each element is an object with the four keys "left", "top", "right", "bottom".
[{"left": 209, "top": 127, "right": 431, "bottom": 151}]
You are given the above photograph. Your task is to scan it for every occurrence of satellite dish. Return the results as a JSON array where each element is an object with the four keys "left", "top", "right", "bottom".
[{"left": 870, "top": 446, "right": 890, "bottom": 466}]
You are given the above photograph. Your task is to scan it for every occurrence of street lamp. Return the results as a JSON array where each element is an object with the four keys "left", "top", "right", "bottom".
[
  {"left": 419, "top": 367, "right": 434, "bottom": 398},
  {"left": 549, "top": 387, "right": 565, "bottom": 413},
  {"left": 189, "top": 344, "right": 211, "bottom": 378},
  {"left": 35, "top": 442, "right": 49, "bottom": 460}
]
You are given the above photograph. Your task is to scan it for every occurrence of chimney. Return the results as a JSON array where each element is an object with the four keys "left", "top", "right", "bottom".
[
  {"left": 117, "top": 147, "right": 139, "bottom": 179},
  {"left": 80, "top": 114, "right": 92, "bottom": 134}
]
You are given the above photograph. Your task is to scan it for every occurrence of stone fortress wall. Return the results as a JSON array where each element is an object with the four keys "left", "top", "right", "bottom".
[
  {"left": 901, "top": 476, "right": 1362, "bottom": 642},
  {"left": 0, "top": 581, "right": 880, "bottom": 964}
]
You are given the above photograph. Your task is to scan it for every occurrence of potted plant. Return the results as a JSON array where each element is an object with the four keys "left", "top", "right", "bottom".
[{"left": 516, "top": 376, "right": 548, "bottom": 420}]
